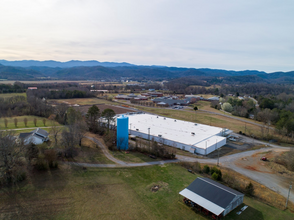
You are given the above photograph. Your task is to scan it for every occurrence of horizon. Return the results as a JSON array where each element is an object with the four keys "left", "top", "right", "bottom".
[{"left": 0, "top": 1, "right": 294, "bottom": 72}]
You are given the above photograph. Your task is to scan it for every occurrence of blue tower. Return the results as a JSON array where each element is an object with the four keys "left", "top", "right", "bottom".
[{"left": 117, "top": 115, "right": 129, "bottom": 150}]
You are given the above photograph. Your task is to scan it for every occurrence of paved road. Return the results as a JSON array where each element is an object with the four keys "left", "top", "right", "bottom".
[
  {"left": 78, "top": 136, "right": 294, "bottom": 203},
  {"left": 0, "top": 126, "right": 63, "bottom": 131}
]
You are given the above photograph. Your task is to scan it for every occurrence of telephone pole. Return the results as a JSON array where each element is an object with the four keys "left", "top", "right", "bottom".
[{"left": 285, "top": 182, "right": 292, "bottom": 209}]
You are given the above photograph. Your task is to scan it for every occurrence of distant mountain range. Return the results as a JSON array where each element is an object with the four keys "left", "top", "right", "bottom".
[
  {"left": 0, "top": 60, "right": 134, "bottom": 68},
  {"left": 0, "top": 59, "right": 293, "bottom": 84}
]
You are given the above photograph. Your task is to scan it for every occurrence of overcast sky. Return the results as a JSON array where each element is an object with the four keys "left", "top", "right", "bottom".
[{"left": 0, "top": 0, "right": 293, "bottom": 72}]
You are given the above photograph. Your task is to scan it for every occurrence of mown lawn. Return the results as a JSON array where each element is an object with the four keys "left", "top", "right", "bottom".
[
  {"left": 0, "top": 164, "right": 293, "bottom": 219},
  {"left": 0, "top": 115, "right": 56, "bottom": 130}
]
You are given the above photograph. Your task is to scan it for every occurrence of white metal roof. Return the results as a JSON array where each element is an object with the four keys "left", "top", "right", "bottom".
[
  {"left": 179, "top": 188, "right": 225, "bottom": 216},
  {"left": 127, "top": 114, "right": 226, "bottom": 149}
]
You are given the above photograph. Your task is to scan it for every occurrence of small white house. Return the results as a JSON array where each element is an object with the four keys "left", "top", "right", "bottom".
[{"left": 19, "top": 128, "right": 49, "bottom": 145}]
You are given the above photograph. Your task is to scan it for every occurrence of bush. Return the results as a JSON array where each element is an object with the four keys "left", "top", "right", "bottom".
[
  {"left": 16, "top": 170, "right": 27, "bottom": 182},
  {"left": 35, "top": 158, "right": 48, "bottom": 171},
  {"left": 245, "top": 182, "right": 254, "bottom": 196},
  {"left": 212, "top": 172, "right": 220, "bottom": 181},
  {"left": 203, "top": 165, "right": 210, "bottom": 174},
  {"left": 210, "top": 166, "right": 222, "bottom": 180}
]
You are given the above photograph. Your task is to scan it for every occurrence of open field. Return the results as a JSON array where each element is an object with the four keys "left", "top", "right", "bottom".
[
  {"left": 68, "top": 138, "right": 115, "bottom": 164},
  {"left": 0, "top": 115, "right": 57, "bottom": 130},
  {"left": 76, "top": 104, "right": 136, "bottom": 115},
  {"left": 110, "top": 150, "right": 163, "bottom": 163},
  {"left": 0, "top": 92, "right": 27, "bottom": 98},
  {"left": 133, "top": 105, "right": 262, "bottom": 134},
  {"left": 48, "top": 97, "right": 119, "bottom": 106},
  {"left": 0, "top": 163, "right": 293, "bottom": 219}
]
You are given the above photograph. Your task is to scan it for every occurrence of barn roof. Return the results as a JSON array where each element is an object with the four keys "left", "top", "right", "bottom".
[{"left": 179, "top": 177, "right": 243, "bottom": 216}]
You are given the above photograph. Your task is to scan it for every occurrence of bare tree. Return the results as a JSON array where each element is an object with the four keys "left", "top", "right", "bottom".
[
  {"left": 49, "top": 120, "right": 62, "bottom": 146},
  {"left": 23, "top": 117, "right": 28, "bottom": 127},
  {"left": 33, "top": 118, "right": 37, "bottom": 126},
  {"left": 14, "top": 118, "right": 18, "bottom": 127},
  {"left": 0, "top": 131, "right": 27, "bottom": 196},
  {"left": 42, "top": 118, "right": 46, "bottom": 126},
  {"left": 4, "top": 118, "right": 8, "bottom": 128}
]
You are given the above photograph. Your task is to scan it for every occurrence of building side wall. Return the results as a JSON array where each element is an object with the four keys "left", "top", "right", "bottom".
[
  {"left": 223, "top": 195, "right": 244, "bottom": 216},
  {"left": 206, "top": 138, "right": 226, "bottom": 155},
  {"left": 130, "top": 130, "right": 206, "bottom": 155}
]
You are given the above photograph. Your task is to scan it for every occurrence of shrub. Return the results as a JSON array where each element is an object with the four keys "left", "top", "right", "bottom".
[
  {"left": 210, "top": 166, "right": 222, "bottom": 180},
  {"left": 16, "top": 170, "right": 27, "bottom": 182},
  {"left": 212, "top": 172, "right": 219, "bottom": 181},
  {"left": 203, "top": 165, "right": 210, "bottom": 174},
  {"left": 245, "top": 182, "right": 254, "bottom": 196},
  {"left": 35, "top": 158, "right": 48, "bottom": 171}
]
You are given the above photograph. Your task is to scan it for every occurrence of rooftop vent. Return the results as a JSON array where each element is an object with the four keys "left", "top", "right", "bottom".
[
  {"left": 164, "top": 118, "right": 166, "bottom": 120},
  {"left": 158, "top": 134, "right": 162, "bottom": 137},
  {"left": 174, "top": 120, "right": 176, "bottom": 122},
  {"left": 157, "top": 116, "right": 159, "bottom": 118},
  {"left": 194, "top": 123, "right": 198, "bottom": 126},
  {"left": 191, "top": 132, "right": 195, "bottom": 135},
  {"left": 136, "top": 129, "right": 139, "bottom": 131}
]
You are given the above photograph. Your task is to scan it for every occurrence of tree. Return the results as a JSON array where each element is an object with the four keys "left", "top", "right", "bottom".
[
  {"left": 33, "top": 118, "right": 37, "bottom": 126},
  {"left": 14, "top": 118, "right": 18, "bottom": 127},
  {"left": 101, "top": 108, "right": 116, "bottom": 131},
  {"left": 86, "top": 105, "right": 100, "bottom": 132},
  {"left": 221, "top": 102, "right": 233, "bottom": 112},
  {"left": 67, "top": 107, "right": 82, "bottom": 125},
  {"left": 23, "top": 117, "right": 28, "bottom": 127},
  {"left": 0, "top": 131, "right": 27, "bottom": 195},
  {"left": 193, "top": 106, "right": 198, "bottom": 111},
  {"left": 245, "top": 182, "right": 254, "bottom": 196},
  {"left": 42, "top": 118, "right": 46, "bottom": 126},
  {"left": 4, "top": 118, "right": 8, "bottom": 128},
  {"left": 49, "top": 120, "right": 62, "bottom": 146}
]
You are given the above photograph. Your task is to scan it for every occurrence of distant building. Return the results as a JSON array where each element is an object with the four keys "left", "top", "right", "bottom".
[
  {"left": 28, "top": 87, "right": 37, "bottom": 90},
  {"left": 19, "top": 128, "right": 49, "bottom": 145}
]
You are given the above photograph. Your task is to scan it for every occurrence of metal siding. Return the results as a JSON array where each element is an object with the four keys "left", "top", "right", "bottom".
[
  {"left": 179, "top": 189, "right": 225, "bottom": 216},
  {"left": 117, "top": 116, "right": 129, "bottom": 150}
]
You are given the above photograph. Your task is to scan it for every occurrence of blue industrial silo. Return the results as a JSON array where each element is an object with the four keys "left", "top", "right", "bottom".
[{"left": 117, "top": 115, "right": 129, "bottom": 150}]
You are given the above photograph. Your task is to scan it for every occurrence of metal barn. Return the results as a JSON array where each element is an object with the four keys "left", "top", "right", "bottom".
[{"left": 179, "top": 177, "right": 244, "bottom": 218}]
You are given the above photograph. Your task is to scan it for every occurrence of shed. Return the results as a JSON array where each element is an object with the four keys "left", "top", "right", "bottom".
[{"left": 179, "top": 177, "right": 244, "bottom": 218}]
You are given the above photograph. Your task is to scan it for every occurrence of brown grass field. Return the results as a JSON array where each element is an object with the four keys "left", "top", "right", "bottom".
[{"left": 0, "top": 163, "right": 293, "bottom": 220}]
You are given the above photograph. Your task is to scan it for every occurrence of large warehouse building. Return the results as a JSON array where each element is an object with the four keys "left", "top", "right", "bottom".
[{"left": 125, "top": 113, "right": 231, "bottom": 155}]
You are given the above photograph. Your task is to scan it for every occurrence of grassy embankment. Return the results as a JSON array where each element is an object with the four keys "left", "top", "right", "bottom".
[{"left": 0, "top": 164, "right": 293, "bottom": 220}]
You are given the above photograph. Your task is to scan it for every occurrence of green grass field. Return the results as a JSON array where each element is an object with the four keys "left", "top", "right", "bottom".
[
  {"left": 0, "top": 115, "right": 57, "bottom": 130},
  {"left": 1, "top": 164, "right": 293, "bottom": 219},
  {"left": 0, "top": 92, "right": 27, "bottom": 98}
]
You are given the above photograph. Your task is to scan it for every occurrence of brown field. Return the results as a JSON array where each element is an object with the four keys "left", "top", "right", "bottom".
[{"left": 76, "top": 104, "right": 137, "bottom": 115}]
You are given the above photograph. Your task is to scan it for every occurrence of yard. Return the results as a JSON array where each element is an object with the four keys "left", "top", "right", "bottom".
[
  {"left": 0, "top": 164, "right": 293, "bottom": 219},
  {"left": 0, "top": 115, "right": 56, "bottom": 130}
]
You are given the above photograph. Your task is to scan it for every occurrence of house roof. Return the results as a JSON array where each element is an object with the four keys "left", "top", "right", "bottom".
[
  {"left": 179, "top": 177, "right": 243, "bottom": 216},
  {"left": 19, "top": 132, "right": 32, "bottom": 139},
  {"left": 32, "top": 128, "right": 49, "bottom": 137},
  {"left": 19, "top": 128, "right": 49, "bottom": 140}
]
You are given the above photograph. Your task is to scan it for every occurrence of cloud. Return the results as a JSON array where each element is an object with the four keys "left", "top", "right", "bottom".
[{"left": 0, "top": 0, "right": 293, "bottom": 72}]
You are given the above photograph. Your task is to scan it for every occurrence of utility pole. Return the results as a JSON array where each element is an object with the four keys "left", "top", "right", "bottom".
[
  {"left": 148, "top": 127, "right": 150, "bottom": 153},
  {"left": 285, "top": 182, "right": 292, "bottom": 209},
  {"left": 245, "top": 123, "right": 247, "bottom": 134}
]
